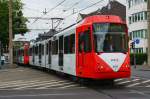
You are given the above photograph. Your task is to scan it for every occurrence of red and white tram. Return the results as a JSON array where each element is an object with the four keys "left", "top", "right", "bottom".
[{"left": 14, "top": 15, "right": 131, "bottom": 80}]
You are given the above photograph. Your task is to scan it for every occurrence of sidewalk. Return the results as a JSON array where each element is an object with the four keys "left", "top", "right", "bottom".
[
  {"left": 131, "top": 65, "right": 150, "bottom": 79},
  {"left": 132, "top": 65, "right": 150, "bottom": 71},
  {"left": 0, "top": 63, "right": 18, "bottom": 70}
]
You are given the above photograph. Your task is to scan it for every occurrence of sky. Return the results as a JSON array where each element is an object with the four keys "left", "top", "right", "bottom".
[{"left": 14, "top": 0, "right": 127, "bottom": 41}]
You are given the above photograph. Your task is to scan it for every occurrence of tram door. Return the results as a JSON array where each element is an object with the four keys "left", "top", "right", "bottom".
[
  {"left": 78, "top": 30, "right": 91, "bottom": 72},
  {"left": 48, "top": 40, "right": 51, "bottom": 66},
  {"left": 58, "top": 36, "right": 64, "bottom": 70},
  {"left": 78, "top": 33, "right": 84, "bottom": 68}
]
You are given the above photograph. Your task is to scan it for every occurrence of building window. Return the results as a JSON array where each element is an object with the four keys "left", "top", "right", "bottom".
[
  {"left": 131, "top": 29, "right": 147, "bottom": 39},
  {"left": 128, "top": 0, "right": 147, "bottom": 8},
  {"left": 129, "top": 11, "right": 147, "bottom": 24}
]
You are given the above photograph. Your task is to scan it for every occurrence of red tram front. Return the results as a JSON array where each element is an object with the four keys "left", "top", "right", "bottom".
[{"left": 76, "top": 15, "right": 131, "bottom": 79}]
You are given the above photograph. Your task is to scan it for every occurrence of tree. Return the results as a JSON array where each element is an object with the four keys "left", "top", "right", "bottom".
[{"left": 0, "top": 0, "right": 28, "bottom": 50}]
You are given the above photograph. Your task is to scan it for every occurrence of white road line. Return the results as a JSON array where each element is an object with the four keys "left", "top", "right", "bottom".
[
  {"left": 126, "top": 83, "right": 141, "bottom": 87},
  {"left": 141, "top": 79, "right": 150, "bottom": 83},
  {"left": 35, "top": 82, "right": 75, "bottom": 89},
  {"left": 0, "top": 93, "right": 79, "bottom": 98},
  {"left": 114, "top": 79, "right": 123, "bottom": 82},
  {"left": 0, "top": 76, "right": 52, "bottom": 84},
  {"left": 117, "top": 80, "right": 131, "bottom": 84},
  {"left": 15, "top": 80, "right": 68, "bottom": 89},
  {"left": 0, "top": 80, "right": 48, "bottom": 87},
  {"left": 0, "top": 80, "right": 23, "bottom": 85},
  {"left": 117, "top": 79, "right": 140, "bottom": 85},
  {"left": 0, "top": 80, "right": 58, "bottom": 88},
  {"left": 127, "top": 79, "right": 150, "bottom": 87},
  {"left": 58, "top": 84, "right": 79, "bottom": 89}
]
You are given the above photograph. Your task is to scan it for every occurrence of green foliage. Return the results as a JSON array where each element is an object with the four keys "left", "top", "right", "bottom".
[
  {"left": 0, "top": 0, "right": 28, "bottom": 47},
  {"left": 130, "top": 53, "right": 147, "bottom": 65}
]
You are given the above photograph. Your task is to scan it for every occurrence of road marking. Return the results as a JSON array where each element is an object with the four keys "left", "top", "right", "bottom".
[
  {"left": 126, "top": 83, "right": 141, "bottom": 87},
  {"left": 15, "top": 80, "right": 68, "bottom": 89},
  {"left": 141, "top": 79, "right": 150, "bottom": 83},
  {"left": 35, "top": 82, "right": 75, "bottom": 89},
  {"left": 117, "top": 79, "right": 140, "bottom": 85},
  {"left": 0, "top": 76, "right": 52, "bottom": 84},
  {"left": 58, "top": 84, "right": 80, "bottom": 89},
  {"left": 0, "top": 80, "right": 58, "bottom": 88},
  {"left": 0, "top": 93, "right": 79, "bottom": 98},
  {"left": 146, "top": 85, "right": 150, "bottom": 87},
  {"left": 114, "top": 79, "right": 123, "bottom": 82},
  {"left": 127, "top": 79, "right": 150, "bottom": 87}
]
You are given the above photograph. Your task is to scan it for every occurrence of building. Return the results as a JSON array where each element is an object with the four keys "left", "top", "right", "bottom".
[
  {"left": 127, "top": 0, "right": 148, "bottom": 54},
  {"left": 77, "top": 0, "right": 126, "bottom": 23}
]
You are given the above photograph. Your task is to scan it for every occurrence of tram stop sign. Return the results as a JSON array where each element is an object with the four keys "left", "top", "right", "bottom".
[{"left": 134, "top": 39, "right": 140, "bottom": 44}]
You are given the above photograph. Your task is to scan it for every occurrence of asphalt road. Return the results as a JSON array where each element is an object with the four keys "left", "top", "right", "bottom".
[{"left": 0, "top": 65, "right": 150, "bottom": 99}]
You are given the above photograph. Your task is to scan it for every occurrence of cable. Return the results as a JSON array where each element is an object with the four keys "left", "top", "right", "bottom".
[
  {"left": 23, "top": 7, "right": 41, "bottom": 12},
  {"left": 31, "top": 0, "right": 66, "bottom": 25},
  {"left": 64, "top": 0, "right": 105, "bottom": 19},
  {"left": 63, "top": 1, "right": 80, "bottom": 12}
]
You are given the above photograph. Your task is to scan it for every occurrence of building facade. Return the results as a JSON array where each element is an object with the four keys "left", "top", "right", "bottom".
[{"left": 127, "top": 0, "right": 148, "bottom": 53}]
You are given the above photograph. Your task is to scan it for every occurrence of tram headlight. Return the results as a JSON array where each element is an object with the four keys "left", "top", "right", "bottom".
[
  {"left": 126, "top": 64, "right": 130, "bottom": 68},
  {"left": 98, "top": 65, "right": 104, "bottom": 70}
]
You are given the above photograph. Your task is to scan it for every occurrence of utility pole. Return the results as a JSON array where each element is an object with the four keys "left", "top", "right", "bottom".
[
  {"left": 0, "top": 41, "right": 1, "bottom": 67},
  {"left": 148, "top": 0, "right": 150, "bottom": 66},
  {"left": 9, "top": 0, "right": 13, "bottom": 67}
]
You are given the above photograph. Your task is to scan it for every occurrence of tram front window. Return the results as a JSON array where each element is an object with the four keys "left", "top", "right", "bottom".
[{"left": 93, "top": 23, "right": 128, "bottom": 53}]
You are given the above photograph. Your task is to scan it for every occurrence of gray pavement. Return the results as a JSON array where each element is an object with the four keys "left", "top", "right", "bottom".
[
  {"left": 0, "top": 64, "right": 150, "bottom": 99},
  {"left": 131, "top": 65, "right": 150, "bottom": 79}
]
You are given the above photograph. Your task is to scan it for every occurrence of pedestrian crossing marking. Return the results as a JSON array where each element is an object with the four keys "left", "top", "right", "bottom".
[
  {"left": 117, "top": 79, "right": 140, "bottom": 85},
  {"left": 58, "top": 84, "right": 80, "bottom": 89},
  {"left": 35, "top": 82, "right": 76, "bottom": 89},
  {"left": 15, "top": 80, "right": 68, "bottom": 89},
  {"left": 0, "top": 80, "right": 58, "bottom": 88},
  {"left": 114, "top": 79, "right": 124, "bottom": 82},
  {"left": 126, "top": 79, "right": 150, "bottom": 87}
]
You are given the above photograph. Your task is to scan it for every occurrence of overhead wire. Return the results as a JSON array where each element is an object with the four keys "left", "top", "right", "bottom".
[
  {"left": 31, "top": 0, "right": 66, "bottom": 25},
  {"left": 64, "top": 0, "right": 105, "bottom": 19}
]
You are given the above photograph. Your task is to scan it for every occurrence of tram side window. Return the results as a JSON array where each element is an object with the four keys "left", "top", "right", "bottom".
[
  {"left": 46, "top": 43, "right": 48, "bottom": 55},
  {"left": 42, "top": 44, "right": 44, "bottom": 55},
  {"left": 21, "top": 50, "right": 23, "bottom": 56},
  {"left": 79, "top": 30, "right": 91, "bottom": 52},
  {"left": 35, "top": 46, "right": 38, "bottom": 55},
  {"left": 39, "top": 45, "right": 41, "bottom": 55},
  {"left": 30, "top": 48, "right": 32, "bottom": 56},
  {"left": 29, "top": 48, "right": 32, "bottom": 56},
  {"left": 64, "top": 34, "right": 75, "bottom": 54},
  {"left": 32, "top": 46, "right": 35, "bottom": 55},
  {"left": 52, "top": 40, "right": 58, "bottom": 55},
  {"left": 64, "top": 36, "right": 69, "bottom": 54},
  {"left": 70, "top": 34, "right": 75, "bottom": 53}
]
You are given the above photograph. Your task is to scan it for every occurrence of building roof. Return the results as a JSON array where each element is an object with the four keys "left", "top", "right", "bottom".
[{"left": 77, "top": 0, "right": 126, "bottom": 22}]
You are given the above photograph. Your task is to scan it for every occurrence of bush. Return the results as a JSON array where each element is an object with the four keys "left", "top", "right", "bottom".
[{"left": 130, "top": 53, "right": 147, "bottom": 65}]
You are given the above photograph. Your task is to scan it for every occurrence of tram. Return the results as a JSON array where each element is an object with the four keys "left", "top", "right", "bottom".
[{"left": 14, "top": 15, "right": 131, "bottom": 80}]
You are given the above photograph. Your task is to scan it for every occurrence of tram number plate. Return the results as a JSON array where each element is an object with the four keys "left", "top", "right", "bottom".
[{"left": 113, "top": 65, "right": 118, "bottom": 71}]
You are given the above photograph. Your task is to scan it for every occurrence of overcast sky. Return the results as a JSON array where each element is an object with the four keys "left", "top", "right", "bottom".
[{"left": 15, "top": 0, "right": 127, "bottom": 41}]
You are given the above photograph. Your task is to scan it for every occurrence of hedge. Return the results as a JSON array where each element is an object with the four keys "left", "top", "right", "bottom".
[{"left": 130, "top": 53, "right": 147, "bottom": 65}]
